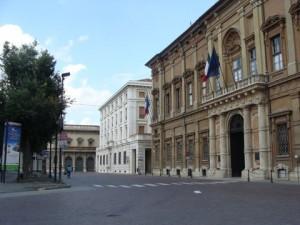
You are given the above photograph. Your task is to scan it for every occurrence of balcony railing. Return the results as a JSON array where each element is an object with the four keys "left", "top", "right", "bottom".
[{"left": 202, "top": 74, "right": 269, "bottom": 103}]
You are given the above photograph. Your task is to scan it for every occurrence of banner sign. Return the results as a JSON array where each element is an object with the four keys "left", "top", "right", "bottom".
[
  {"left": 58, "top": 131, "right": 68, "bottom": 149},
  {"left": 2, "top": 122, "right": 22, "bottom": 172}
]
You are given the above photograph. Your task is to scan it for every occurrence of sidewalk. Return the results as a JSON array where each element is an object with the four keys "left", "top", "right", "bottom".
[{"left": 0, "top": 172, "right": 71, "bottom": 194}]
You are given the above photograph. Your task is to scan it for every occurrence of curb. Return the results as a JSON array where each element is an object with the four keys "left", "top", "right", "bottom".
[{"left": 36, "top": 184, "right": 71, "bottom": 191}]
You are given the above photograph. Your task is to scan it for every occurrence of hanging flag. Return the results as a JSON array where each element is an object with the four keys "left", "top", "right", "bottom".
[
  {"left": 207, "top": 47, "right": 220, "bottom": 78},
  {"left": 201, "top": 54, "right": 211, "bottom": 82},
  {"left": 144, "top": 95, "right": 150, "bottom": 115}
]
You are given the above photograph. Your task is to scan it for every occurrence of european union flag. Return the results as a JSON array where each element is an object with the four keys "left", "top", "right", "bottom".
[{"left": 207, "top": 47, "right": 220, "bottom": 78}]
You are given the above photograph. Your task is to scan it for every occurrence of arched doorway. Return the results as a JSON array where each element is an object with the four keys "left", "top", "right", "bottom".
[
  {"left": 86, "top": 157, "right": 95, "bottom": 172},
  {"left": 75, "top": 157, "right": 83, "bottom": 172},
  {"left": 230, "top": 114, "right": 245, "bottom": 177},
  {"left": 64, "top": 157, "right": 72, "bottom": 171}
]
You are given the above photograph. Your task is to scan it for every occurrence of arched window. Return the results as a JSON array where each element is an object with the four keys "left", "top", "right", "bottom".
[{"left": 223, "top": 29, "right": 242, "bottom": 83}]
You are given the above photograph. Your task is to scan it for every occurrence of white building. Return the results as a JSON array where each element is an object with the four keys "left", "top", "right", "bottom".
[{"left": 96, "top": 79, "right": 152, "bottom": 174}]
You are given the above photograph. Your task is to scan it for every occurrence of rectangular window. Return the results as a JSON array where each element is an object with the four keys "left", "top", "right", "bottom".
[
  {"left": 114, "top": 153, "right": 116, "bottom": 164},
  {"left": 118, "top": 152, "right": 121, "bottom": 164},
  {"left": 165, "top": 93, "right": 170, "bottom": 114},
  {"left": 165, "top": 143, "right": 171, "bottom": 162},
  {"left": 233, "top": 57, "right": 242, "bottom": 81},
  {"left": 175, "top": 88, "right": 181, "bottom": 110},
  {"left": 272, "top": 35, "right": 283, "bottom": 71},
  {"left": 138, "top": 126, "right": 145, "bottom": 134},
  {"left": 249, "top": 48, "right": 257, "bottom": 75},
  {"left": 176, "top": 140, "right": 182, "bottom": 161},
  {"left": 120, "top": 111, "right": 122, "bottom": 122},
  {"left": 125, "top": 108, "right": 127, "bottom": 121},
  {"left": 100, "top": 156, "right": 102, "bottom": 165},
  {"left": 187, "top": 138, "right": 194, "bottom": 159},
  {"left": 139, "top": 106, "right": 145, "bottom": 119},
  {"left": 188, "top": 82, "right": 193, "bottom": 106},
  {"left": 277, "top": 123, "right": 289, "bottom": 155},
  {"left": 139, "top": 91, "right": 145, "bottom": 98},
  {"left": 123, "top": 151, "right": 126, "bottom": 164},
  {"left": 202, "top": 137, "right": 209, "bottom": 161},
  {"left": 103, "top": 155, "right": 105, "bottom": 165}
]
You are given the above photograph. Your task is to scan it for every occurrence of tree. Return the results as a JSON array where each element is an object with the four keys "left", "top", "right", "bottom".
[{"left": 0, "top": 42, "right": 69, "bottom": 177}]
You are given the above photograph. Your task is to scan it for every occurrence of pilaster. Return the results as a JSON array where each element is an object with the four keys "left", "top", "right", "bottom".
[{"left": 209, "top": 116, "right": 217, "bottom": 175}]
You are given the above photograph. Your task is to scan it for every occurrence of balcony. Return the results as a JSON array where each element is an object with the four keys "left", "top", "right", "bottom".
[{"left": 202, "top": 75, "right": 269, "bottom": 103}]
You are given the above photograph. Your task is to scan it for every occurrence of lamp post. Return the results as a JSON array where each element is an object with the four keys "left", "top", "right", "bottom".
[
  {"left": 58, "top": 72, "right": 70, "bottom": 182},
  {"left": 295, "top": 155, "right": 299, "bottom": 184}
]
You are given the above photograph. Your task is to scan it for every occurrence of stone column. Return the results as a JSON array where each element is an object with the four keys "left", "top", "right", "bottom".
[
  {"left": 193, "top": 45, "right": 198, "bottom": 109},
  {"left": 83, "top": 154, "right": 87, "bottom": 172},
  {"left": 158, "top": 66, "right": 164, "bottom": 121},
  {"left": 219, "top": 113, "right": 227, "bottom": 177},
  {"left": 194, "top": 121, "right": 200, "bottom": 176},
  {"left": 239, "top": 7, "right": 249, "bottom": 77},
  {"left": 258, "top": 103, "right": 268, "bottom": 173},
  {"left": 72, "top": 154, "right": 76, "bottom": 172},
  {"left": 171, "top": 63, "right": 175, "bottom": 117},
  {"left": 182, "top": 123, "right": 187, "bottom": 175},
  {"left": 243, "top": 106, "right": 253, "bottom": 170},
  {"left": 159, "top": 126, "right": 164, "bottom": 175},
  {"left": 284, "top": 0, "right": 297, "bottom": 75},
  {"left": 171, "top": 128, "right": 176, "bottom": 175},
  {"left": 252, "top": 0, "right": 267, "bottom": 74},
  {"left": 209, "top": 116, "right": 217, "bottom": 174}
]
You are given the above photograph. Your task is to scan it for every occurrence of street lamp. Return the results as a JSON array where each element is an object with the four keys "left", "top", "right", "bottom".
[
  {"left": 295, "top": 154, "right": 299, "bottom": 184},
  {"left": 58, "top": 72, "right": 70, "bottom": 182}
]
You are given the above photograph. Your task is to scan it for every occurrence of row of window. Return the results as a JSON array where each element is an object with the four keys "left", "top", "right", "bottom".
[
  {"left": 154, "top": 35, "right": 284, "bottom": 117},
  {"left": 153, "top": 121, "right": 289, "bottom": 165},
  {"left": 99, "top": 151, "right": 127, "bottom": 166}
]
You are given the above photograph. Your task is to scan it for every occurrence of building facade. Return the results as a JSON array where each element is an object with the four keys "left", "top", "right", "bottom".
[
  {"left": 146, "top": 0, "right": 300, "bottom": 181},
  {"left": 96, "top": 79, "right": 152, "bottom": 175},
  {"left": 47, "top": 124, "right": 99, "bottom": 173}
]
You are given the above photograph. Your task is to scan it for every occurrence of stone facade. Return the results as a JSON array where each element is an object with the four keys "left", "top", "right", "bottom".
[
  {"left": 96, "top": 79, "right": 152, "bottom": 175},
  {"left": 46, "top": 124, "right": 99, "bottom": 173},
  {"left": 146, "top": 0, "right": 300, "bottom": 181}
]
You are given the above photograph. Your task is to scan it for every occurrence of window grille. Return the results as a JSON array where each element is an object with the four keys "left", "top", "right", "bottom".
[{"left": 277, "top": 123, "right": 289, "bottom": 155}]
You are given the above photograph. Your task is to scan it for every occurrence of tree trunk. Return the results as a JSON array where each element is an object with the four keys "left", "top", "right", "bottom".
[{"left": 22, "top": 138, "right": 33, "bottom": 178}]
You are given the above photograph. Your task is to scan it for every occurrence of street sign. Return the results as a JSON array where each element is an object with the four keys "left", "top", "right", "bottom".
[{"left": 58, "top": 131, "right": 68, "bottom": 149}]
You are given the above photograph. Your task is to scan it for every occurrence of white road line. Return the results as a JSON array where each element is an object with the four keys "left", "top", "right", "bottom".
[
  {"left": 171, "top": 182, "right": 183, "bottom": 185},
  {"left": 144, "top": 184, "right": 158, "bottom": 187},
  {"left": 156, "top": 183, "right": 170, "bottom": 186},
  {"left": 119, "top": 185, "right": 131, "bottom": 188},
  {"left": 106, "top": 185, "right": 117, "bottom": 188},
  {"left": 131, "top": 184, "right": 145, "bottom": 188},
  {"left": 93, "top": 184, "right": 104, "bottom": 188},
  {"left": 193, "top": 190, "right": 202, "bottom": 194}
]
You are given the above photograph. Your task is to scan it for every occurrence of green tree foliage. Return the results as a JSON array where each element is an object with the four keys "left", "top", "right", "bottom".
[{"left": 0, "top": 42, "right": 69, "bottom": 176}]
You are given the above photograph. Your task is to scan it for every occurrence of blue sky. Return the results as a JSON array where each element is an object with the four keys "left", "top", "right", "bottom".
[{"left": 0, "top": 0, "right": 217, "bottom": 125}]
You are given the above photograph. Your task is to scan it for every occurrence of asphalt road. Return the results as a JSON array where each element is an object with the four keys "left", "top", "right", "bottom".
[{"left": 0, "top": 173, "right": 299, "bottom": 225}]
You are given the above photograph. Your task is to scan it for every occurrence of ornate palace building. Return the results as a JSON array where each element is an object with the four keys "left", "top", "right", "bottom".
[{"left": 146, "top": 0, "right": 300, "bottom": 181}]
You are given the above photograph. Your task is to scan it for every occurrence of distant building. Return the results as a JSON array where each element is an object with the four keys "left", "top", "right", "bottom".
[
  {"left": 146, "top": 0, "right": 300, "bottom": 181},
  {"left": 46, "top": 124, "right": 99, "bottom": 173},
  {"left": 96, "top": 79, "right": 152, "bottom": 174}
]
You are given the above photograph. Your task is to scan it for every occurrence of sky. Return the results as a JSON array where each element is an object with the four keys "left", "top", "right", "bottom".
[{"left": 0, "top": 0, "right": 217, "bottom": 125}]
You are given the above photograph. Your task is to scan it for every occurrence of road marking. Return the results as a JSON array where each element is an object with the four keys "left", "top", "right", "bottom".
[
  {"left": 93, "top": 184, "right": 104, "bottom": 188},
  {"left": 119, "top": 185, "right": 131, "bottom": 188},
  {"left": 171, "top": 182, "right": 183, "bottom": 185},
  {"left": 144, "top": 184, "right": 157, "bottom": 187},
  {"left": 193, "top": 190, "right": 202, "bottom": 194},
  {"left": 132, "top": 184, "right": 145, "bottom": 188},
  {"left": 156, "top": 183, "right": 170, "bottom": 186},
  {"left": 106, "top": 185, "right": 117, "bottom": 188}
]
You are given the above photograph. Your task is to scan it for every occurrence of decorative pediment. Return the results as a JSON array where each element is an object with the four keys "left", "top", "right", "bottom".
[
  {"left": 151, "top": 88, "right": 159, "bottom": 95},
  {"left": 289, "top": 1, "right": 300, "bottom": 29},
  {"left": 195, "top": 60, "right": 206, "bottom": 72},
  {"left": 183, "top": 69, "right": 194, "bottom": 79},
  {"left": 163, "top": 82, "right": 171, "bottom": 90},
  {"left": 172, "top": 76, "right": 182, "bottom": 84},
  {"left": 261, "top": 15, "right": 286, "bottom": 33},
  {"left": 223, "top": 29, "right": 241, "bottom": 55},
  {"left": 77, "top": 137, "right": 83, "bottom": 144}
]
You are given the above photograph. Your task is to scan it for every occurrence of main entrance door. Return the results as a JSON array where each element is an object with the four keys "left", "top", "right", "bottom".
[
  {"left": 230, "top": 114, "right": 245, "bottom": 177},
  {"left": 145, "top": 148, "right": 152, "bottom": 174}
]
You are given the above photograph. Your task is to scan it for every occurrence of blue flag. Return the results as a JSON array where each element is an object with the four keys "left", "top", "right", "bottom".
[{"left": 207, "top": 47, "right": 220, "bottom": 78}]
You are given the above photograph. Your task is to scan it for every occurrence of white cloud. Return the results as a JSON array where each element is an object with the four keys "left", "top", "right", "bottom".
[
  {"left": 44, "top": 37, "right": 54, "bottom": 46},
  {"left": 78, "top": 35, "right": 89, "bottom": 42},
  {"left": 62, "top": 64, "right": 86, "bottom": 75},
  {"left": 0, "top": 24, "right": 35, "bottom": 52}
]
